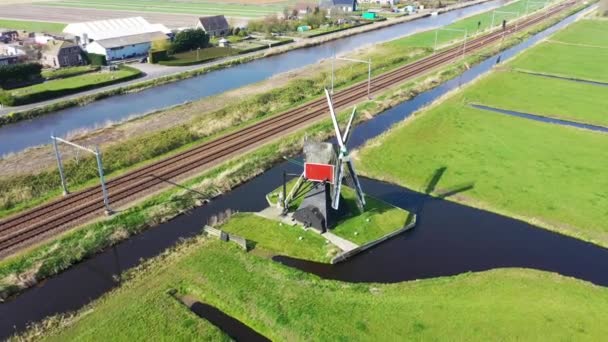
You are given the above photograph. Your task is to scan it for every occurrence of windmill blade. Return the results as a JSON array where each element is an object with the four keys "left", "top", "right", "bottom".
[
  {"left": 324, "top": 88, "right": 345, "bottom": 150},
  {"left": 332, "top": 159, "right": 345, "bottom": 210},
  {"left": 346, "top": 160, "right": 366, "bottom": 211},
  {"left": 342, "top": 106, "right": 357, "bottom": 145}
]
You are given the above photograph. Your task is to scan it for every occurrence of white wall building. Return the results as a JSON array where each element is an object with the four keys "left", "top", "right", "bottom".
[
  {"left": 63, "top": 17, "right": 170, "bottom": 46},
  {"left": 85, "top": 31, "right": 168, "bottom": 61}
]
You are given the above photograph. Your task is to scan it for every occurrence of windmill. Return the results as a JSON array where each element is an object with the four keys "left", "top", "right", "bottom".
[{"left": 282, "top": 89, "right": 366, "bottom": 232}]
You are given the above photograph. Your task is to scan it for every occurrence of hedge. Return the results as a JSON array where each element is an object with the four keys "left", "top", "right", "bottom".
[
  {"left": 149, "top": 50, "right": 169, "bottom": 64},
  {"left": 0, "top": 63, "right": 43, "bottom": 89},
  {"left": 86, "top": 53, "right": 108, "bottom": 66}
]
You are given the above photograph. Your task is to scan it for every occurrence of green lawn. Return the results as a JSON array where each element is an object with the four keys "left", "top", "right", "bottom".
[
  {"left": 0, "top": 19, "right": 66, "bottom": 33},
  {"left": 41, "top": 65, "right": 99, "bottom": 80},
  {"left": 159, "top": 47, "right": 238, "bottom": 66},
  {"left": 219, "top": 213, "right": 337, "bottom": 262},
  {"left": 269, "top": 181, "right": 412, "bottom": 245},
  {"left": 32, "top": 239, "right": 608, "bottom": 341},
  {"left": 40, "top": 0, "right": 286, "bottom": 18},
  {"left": 5, "top": 66, "right": 141, "bottom": 104},
  {"left": 465, "top": 70, "right": 608, "bottom": 126},
  {"left": 550, "top": 18, "right": 608, "bottom": 46},
  {"left": 510, "top": 41, "right": 608, "bottom": 82}
]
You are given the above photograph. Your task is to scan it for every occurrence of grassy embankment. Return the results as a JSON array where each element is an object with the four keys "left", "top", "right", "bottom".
[
  {"left": 0, "top": 66, "right": 142, "bottom": 106},
  {"left": 0, "top": 0, "right": 551, "bottom": 219},
  {"left": 0, "top": 19, "right": 66, "bottom": 33},
  {"left": 19, "top": 238, "right": 608, "bottom": 341},
  {"left": 266, "top": 181, "right": 413, "bottom": 245},
  {"left": 0, "top": 0, "right": 588, "bottom": 301},
  {"left": 356, "top": 17, "right": 608, "bottom": 248}
]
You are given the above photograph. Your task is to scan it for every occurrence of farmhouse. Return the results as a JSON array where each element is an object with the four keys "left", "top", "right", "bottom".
[
  {"left": 41, "top": 40, "right": 82, "bottom": 68},
  {"left": 0, "top": 55, "right": 19, "bottom": 65},
  {"left": 196, "top": 15, "right": 230, "bottom": 37},
  {"left": 320, "top": 0, "right": 358, "bottom": 12},
  {"left": 63, "top": 17, "right": 170, "bottom": 46},
  {"left": 85, "top": 31, "right": 169, "bottom": 61}
]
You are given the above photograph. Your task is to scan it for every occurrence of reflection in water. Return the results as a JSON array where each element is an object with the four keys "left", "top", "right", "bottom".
[{"left": 0, "top": 9, "right": 597, "bottom": 339}]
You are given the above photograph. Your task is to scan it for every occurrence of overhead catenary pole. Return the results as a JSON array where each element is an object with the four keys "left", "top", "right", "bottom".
[
  {"left": 51, "top": 135, "right": 68, "bottom": 196},
  {"left": 95, "top": 146, "right": 112, "bottom": 215},
  {"left": 332, "top": 56, "right": 373, "bottom": 99},
  {"left": 491, "top": 10, "right": 519, "bottom": 29},
  {"left": 433, "top": 27, "right": 467, "bottom": 54},
  {"left": 51, "top": 136, "right": 113, "bottom": 215}
]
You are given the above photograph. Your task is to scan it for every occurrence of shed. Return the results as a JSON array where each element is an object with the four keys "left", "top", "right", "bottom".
[
  {"left": 362, "top": 12, "right": 377, "bottom": 19},
  {"left": 197, "top": 15, "right": 230, "bottom": 37}
]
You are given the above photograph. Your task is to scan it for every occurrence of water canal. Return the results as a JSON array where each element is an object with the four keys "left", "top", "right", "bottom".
[
  {"left": 1, "top": 8, "right": 603, "bottom": 339},
  {"left": 0, "top": 0, "right": 512, "bottom": 156}
]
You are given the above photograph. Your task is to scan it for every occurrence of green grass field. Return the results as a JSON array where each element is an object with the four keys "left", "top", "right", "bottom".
[
  {"left": 357, "top": 18, "right": 608, "bottom": 245},
  {"left": 29, "top": 239, "right": 608, "bottom": 341},
  {"left": 41, "top": 65, "right": 99, "bottom": 80},
  {"left": 0, "top": 19, "right": 66, "bottom": 33},
  {"left": 510, "top": 41, "right": 608, "bottom": 82},
  {"left": 159, "top": 47, "right": 239, "bottom": 66},
  {"left": 550, "top": 18, "right": 608, "bottom": 46},
  {"left": 465, "top": 70, "right": 608, "bottom": 126},
  {"left": 40, "top": 0, "right": 288, "bottom": 18},
  {"left": 7, "top": 67, "right": 140, "bottom": 101}
]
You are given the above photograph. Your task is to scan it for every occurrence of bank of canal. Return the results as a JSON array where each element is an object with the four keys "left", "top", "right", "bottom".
[{"left": 0, "top": 7, "right": 602, "bottom": 339}]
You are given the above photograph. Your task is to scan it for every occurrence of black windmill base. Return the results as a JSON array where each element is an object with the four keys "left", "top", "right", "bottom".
[{"left": 292, "top": 183, "right": 348, "bottom": 233}]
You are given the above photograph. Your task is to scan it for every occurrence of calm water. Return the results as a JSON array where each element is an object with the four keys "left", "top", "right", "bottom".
[
  {"left": 0, "top": 9, "right": 600, "bottom": 339},
  {"left": 0, "top": 0, "right": 511, "bottom": 156}
]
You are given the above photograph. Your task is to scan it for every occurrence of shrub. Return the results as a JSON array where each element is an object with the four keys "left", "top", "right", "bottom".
[
  {"left": 0, "top": 63, "right": 42, "bottom": 89},
  {"left": 170, "top": 28, "right": 210, "bottom": 53},
  {"left": 87, "top": 53, "right": 107, "bottom": 66},
  {"left": 149, "top": 50, "right": 169, "bottom": 64}
]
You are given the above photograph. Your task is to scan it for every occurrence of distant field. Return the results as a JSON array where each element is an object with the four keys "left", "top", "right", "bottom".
[
  {"left": 466, "top": 71, "right": 608, "bottom": 126},
  {"left": 387, "top": 0, "right": 557, "bottom": 49},
  {"left": 510, "top": 41, "right": 608, "bottom": 82},
  {"left": 0, "top": 18, "right": 65, "bottom": 32},
  {"left": 551, "top": 18, "right": 608, "bottom": 46},
  {"left": 38, "top": 0, "right": 293, "bottom": 18}
]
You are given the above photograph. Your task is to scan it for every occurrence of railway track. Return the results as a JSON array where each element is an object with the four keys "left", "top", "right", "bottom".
[{"left": 0, "top": 1, "right": 577, "bottom": 254}]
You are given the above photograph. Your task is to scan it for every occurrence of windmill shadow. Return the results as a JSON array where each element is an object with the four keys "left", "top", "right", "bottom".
[{"left": 400, "top": 166, "right": 475, "bottom": 227}]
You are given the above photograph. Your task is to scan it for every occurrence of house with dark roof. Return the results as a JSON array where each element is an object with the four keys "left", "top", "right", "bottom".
[
  {"left": 196, "top": 15, "right": 230, "bottom": 37},
  {"left": 41, "top": 40, "right": 83, "bottom": 68},
  {"left": 320, "top": 0, "right": 358, "bottom": 12}
]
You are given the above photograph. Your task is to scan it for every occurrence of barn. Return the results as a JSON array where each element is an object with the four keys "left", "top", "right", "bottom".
[{"left": 85, "top": 31, "right": 169, "bottom": 62}]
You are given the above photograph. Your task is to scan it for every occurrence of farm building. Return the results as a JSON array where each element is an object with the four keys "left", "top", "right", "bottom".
[
  {"left": 85, "top": 31, "right": 168, "bottom": 62},
  {"left": 196, "top": 15, "right": 230, "bottom": 37},
  {"left": 63, "top": 17, "right": 170, "bottom": 46},
  {"left": 320, "top": 0, "right": 358, "bottom": 12},
  {"left": 41, "top": 40, "right": 82, "bottom": 68}
]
